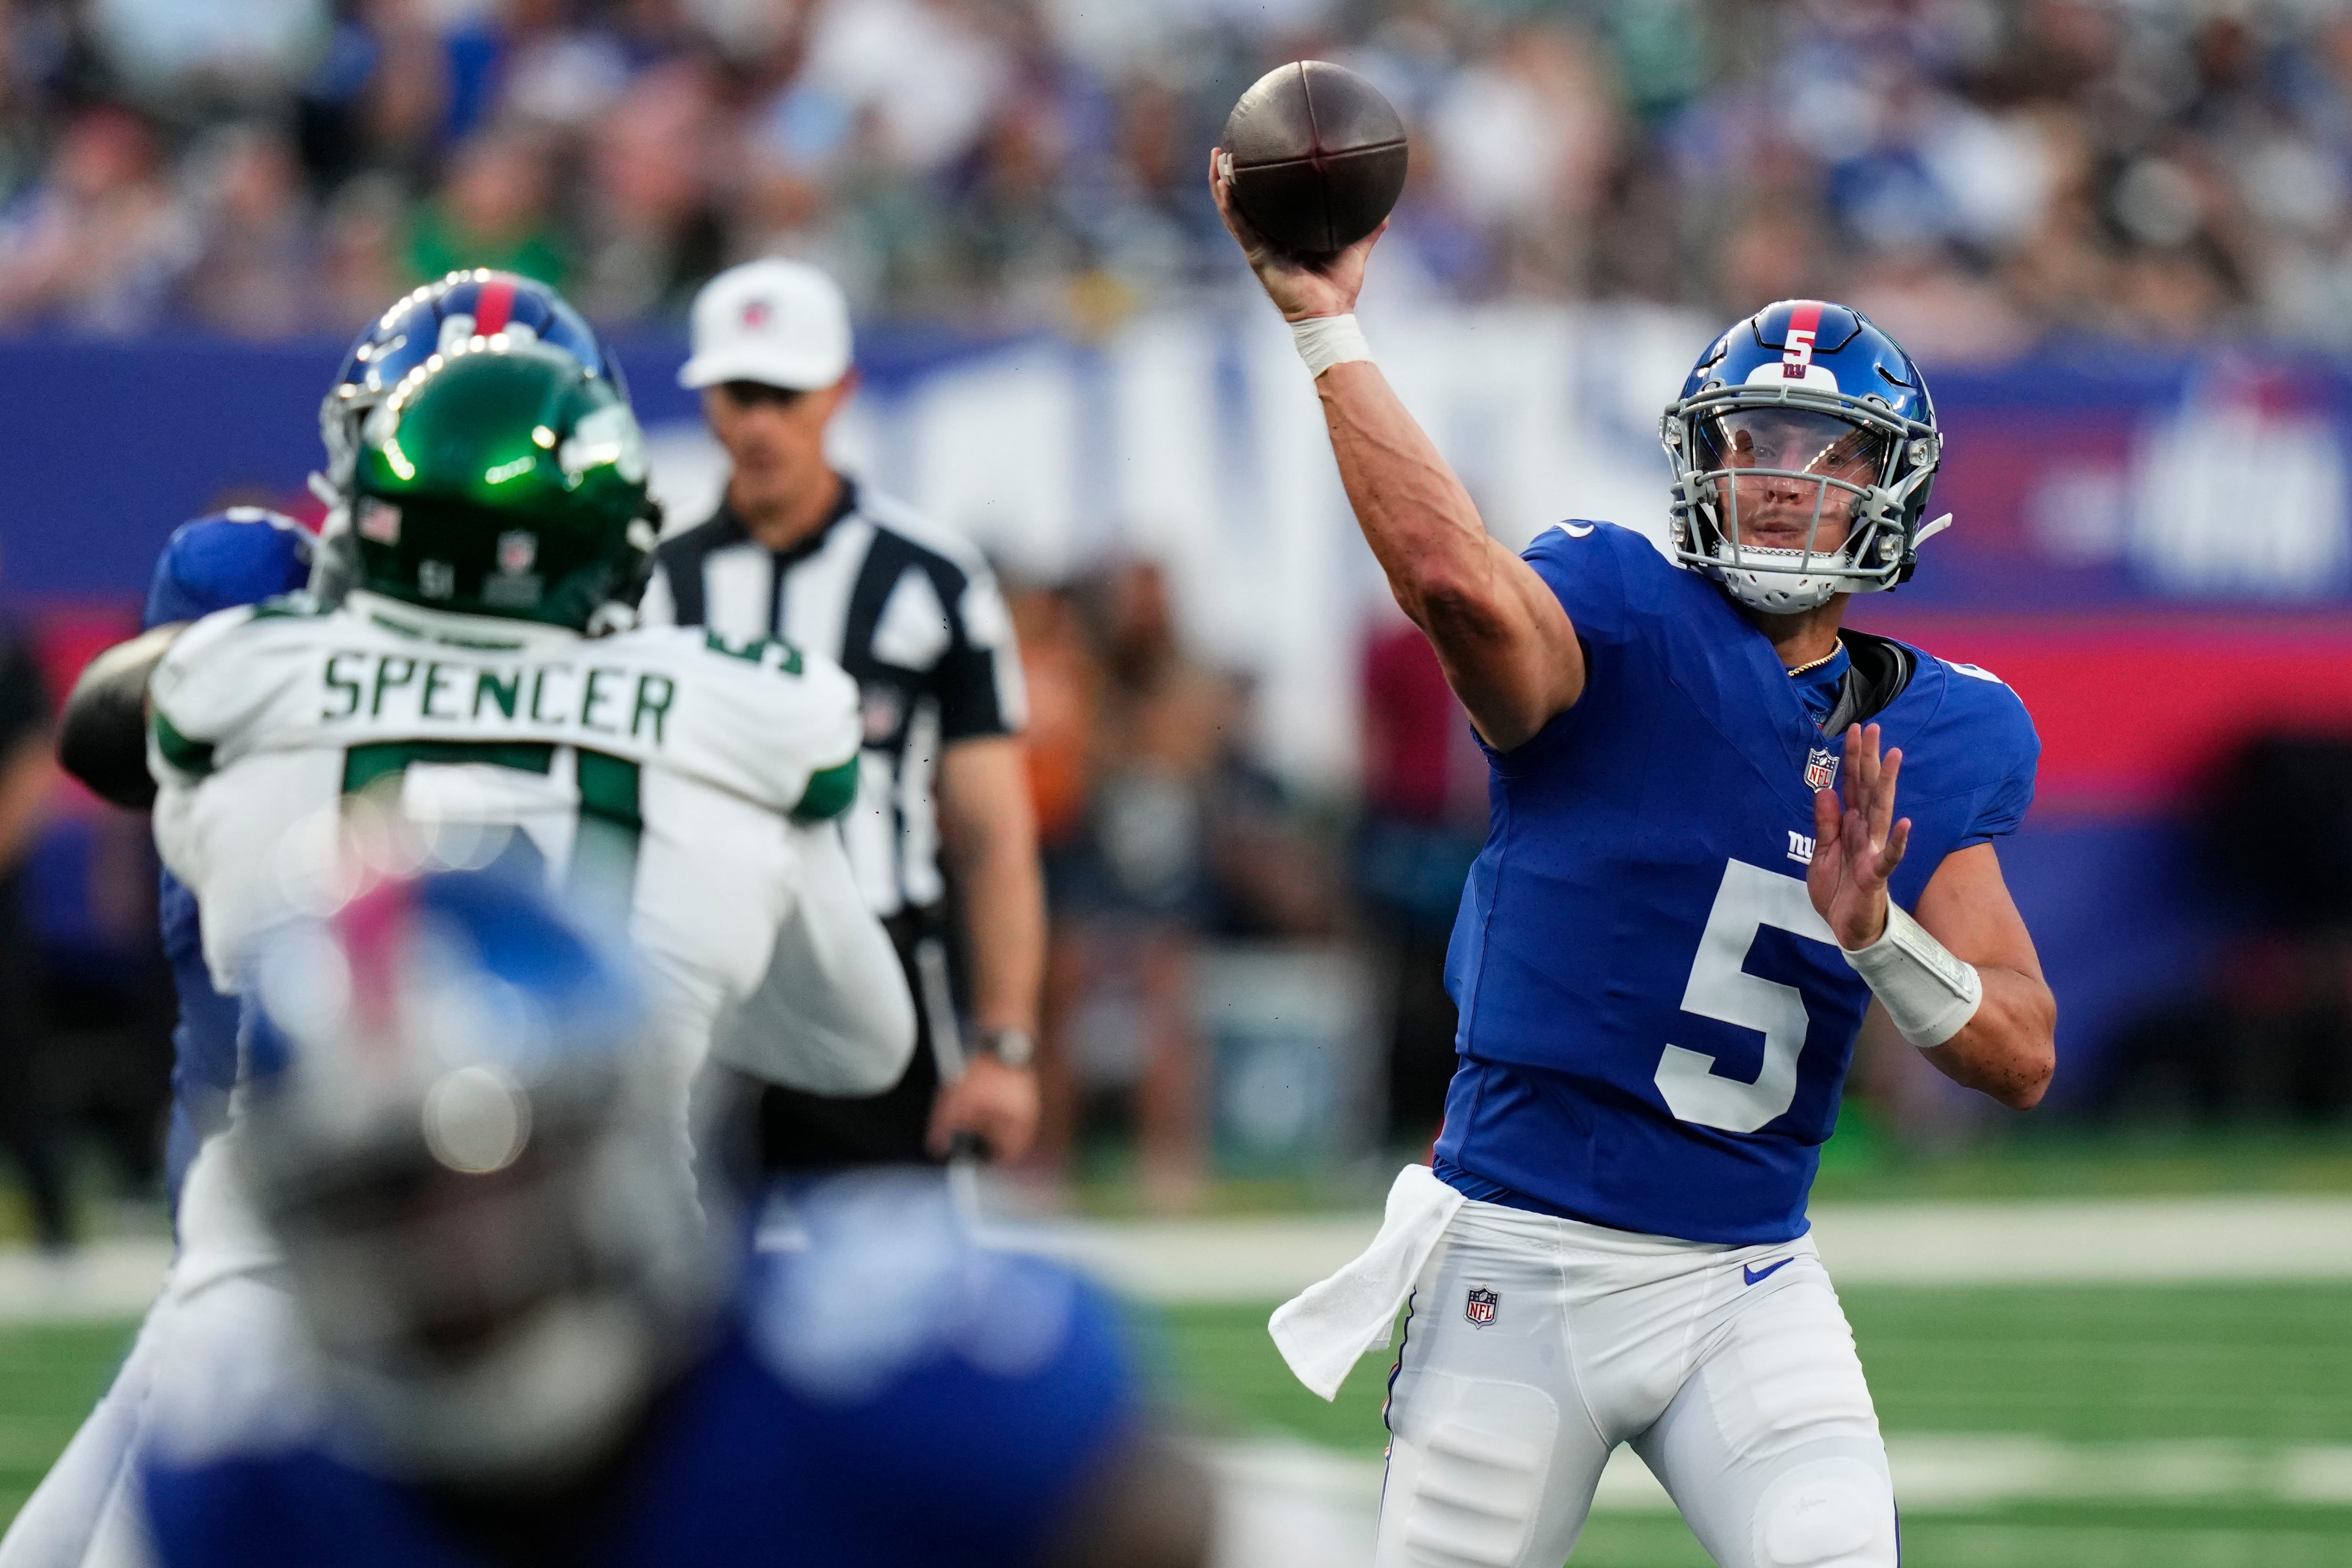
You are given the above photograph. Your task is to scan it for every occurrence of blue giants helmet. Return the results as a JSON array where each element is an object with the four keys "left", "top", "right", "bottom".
[
  {"left": 237, "top": 871, "right": 725, "bottom": 1481},
  {"left": 316, "top": 271, "right": 627, "bottom": 507},
  {"left": 1658, "top": 300, "right": 1948, "bottom": 614}
]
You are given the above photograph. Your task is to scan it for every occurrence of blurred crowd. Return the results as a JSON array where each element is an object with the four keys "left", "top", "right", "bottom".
[{"left": 0, "top": 1, "right": 2349, "bottom": 348}]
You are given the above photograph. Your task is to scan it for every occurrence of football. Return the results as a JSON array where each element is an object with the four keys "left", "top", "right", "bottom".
[{"left": 1220, "top": 60, "right": 1409, "bottom": 257}]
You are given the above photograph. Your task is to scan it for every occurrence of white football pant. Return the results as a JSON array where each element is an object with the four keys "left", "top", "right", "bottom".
[{"left": 1377, "top": 1198, "right": 1897, "bottom": 1568}]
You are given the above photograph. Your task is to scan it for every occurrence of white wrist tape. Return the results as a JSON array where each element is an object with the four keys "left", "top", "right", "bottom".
[
  {"left": 1841, "top": 901, "right": 1983, "bottom": 1049},
  {"left": 1291, "top": 313, "right": 1372, "bottom": 379}
]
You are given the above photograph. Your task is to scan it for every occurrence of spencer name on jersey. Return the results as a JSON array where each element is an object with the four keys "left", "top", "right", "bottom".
[
  {"left": 318, "top": 648, "right": 681, "bottom": 745},
  {"left": 1436, "top": 522, "right": 2039, "bottom": 1246},
  {"left": 144, "top": 592, "right": 893, "bottom": 1092}
]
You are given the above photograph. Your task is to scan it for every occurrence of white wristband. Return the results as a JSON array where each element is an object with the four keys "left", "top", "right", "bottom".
[
  {"left": 1291, "top": 313, "right": 1372, "bottom": 379},
  {"left": 1841, "top": 901, "right": 1983, "bottom": 1049}
]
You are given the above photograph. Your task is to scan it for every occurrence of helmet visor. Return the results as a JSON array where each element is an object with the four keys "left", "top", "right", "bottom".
[
  {"left": 1695, "top": 407, "right": 1890, "bottom": 560},
  {"left": 1696, "top": 407, "right": 1888, "bottom": 486}
]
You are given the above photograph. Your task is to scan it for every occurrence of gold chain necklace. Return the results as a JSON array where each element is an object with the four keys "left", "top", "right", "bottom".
[{"left": 1786, "top": 649, "right": 1839, "bottom": 678}]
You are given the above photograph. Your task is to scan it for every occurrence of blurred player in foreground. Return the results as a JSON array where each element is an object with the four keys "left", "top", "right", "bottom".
[
  {"left": 1214, "top": 161, "right": 2056, "bottom": 1565},
  {"left": 119, "top": 869, "right": 1209, "bottom": 1568},
  {"left": 8, "top": 273, "right": 916, "bottom": 1568}
]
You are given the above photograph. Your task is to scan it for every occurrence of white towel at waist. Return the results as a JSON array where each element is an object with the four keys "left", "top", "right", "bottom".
[{"left": 1268, "top": 1163, "right": 1466, "bottom": 1401}]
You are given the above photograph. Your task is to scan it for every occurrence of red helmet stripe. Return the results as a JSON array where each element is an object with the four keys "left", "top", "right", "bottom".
[
  {"left": 334, "top": 877, "right": 416, "bottom": 1048},
  {"left": 1781, "top": 301, "right": 1825, "bottom": 380},
  {"left": 473, "top": 277, "right": 516, "bottom": 337}
]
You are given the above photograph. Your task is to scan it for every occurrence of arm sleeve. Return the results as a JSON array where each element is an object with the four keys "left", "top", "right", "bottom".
[
  {"left": 934, "top": 566, "right": 1027, "bottom": 742},
  {"left": 1962, "top": 726, "right": 2040, "bottom": 845},
  {"left": 1519, "top": 522, "right": 1636, "bottom": 648},
  {"left": 144, "top": 608, "right": 270, "bottom": 792},
  {"left": 704, "top": 824, "right": 918, "bottom": 1093}
]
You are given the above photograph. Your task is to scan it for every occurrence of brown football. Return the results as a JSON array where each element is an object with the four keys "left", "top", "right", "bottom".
[{"left": 1221, "top": 60, "right": 1409, "bottom": 257}]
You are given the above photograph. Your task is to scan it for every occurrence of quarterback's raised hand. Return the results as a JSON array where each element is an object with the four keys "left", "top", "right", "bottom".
[
  {"left": 1810, "top": 723, "right": 1913, "bottom": 950},
  {"left": 1208, "top": 147, "right": 1383, "bottom": 322}
]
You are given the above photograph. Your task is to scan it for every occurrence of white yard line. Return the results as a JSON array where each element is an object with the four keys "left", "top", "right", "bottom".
[
  {"left": 6, "top": 1193, "right": 2352, "bottom": 1324},
  {"left": 1025, "top": 1194, "right": 2352, "bottom": 1302},
  {"left": 1204, "top": 1436, "right": 2352, "bottom": 1567},
  {"left": 0, "top": 1241, "right": 170, "bottom": 1324}
]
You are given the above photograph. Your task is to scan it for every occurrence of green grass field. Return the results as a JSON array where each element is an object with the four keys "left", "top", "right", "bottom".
[
  {"left": 0, "top": 1322, "right": 139, "bottom": 1525},
  {"left": 1159, "top": 1283, "right": 2352, "bottom": 1566},
  {"left": 6, "top": 1285, "right": 2349, "bottom": 1564}
]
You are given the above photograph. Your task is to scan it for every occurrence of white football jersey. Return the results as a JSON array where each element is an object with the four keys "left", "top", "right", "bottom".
[{"left": 146, "top": 589, "right": 915, "bottom": 1093}]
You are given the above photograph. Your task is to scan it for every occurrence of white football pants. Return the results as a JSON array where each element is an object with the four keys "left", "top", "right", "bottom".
[{"left": 1377, "top": 1198, "right": 1897, "bottom": 1568}]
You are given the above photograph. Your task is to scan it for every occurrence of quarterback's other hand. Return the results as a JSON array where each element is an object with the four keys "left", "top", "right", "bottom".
[
  {"left": 929, "top": 1054, "right": 1040, "bottom": 1162},
  {"left": 1809, "top": 722, "right": 1913, "bottom": 950},
  {"left": 1208, "top": 147, "right": 1384, "bottom": 323}
]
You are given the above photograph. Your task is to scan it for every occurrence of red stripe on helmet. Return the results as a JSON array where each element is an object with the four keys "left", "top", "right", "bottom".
[
  {"left": 1781, "top": 300, "right": 1825, "bottom": 380},
  {"left": 473, "top": 277, "right": 516, "bottom": 337},
  {"left": 334, "top": 877, "right": 417, "bottom": 1049}
]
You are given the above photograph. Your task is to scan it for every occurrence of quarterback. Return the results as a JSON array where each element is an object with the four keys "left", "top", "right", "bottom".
[
  {"left": 1, "top": 275, "right": 915, "bottom": 1568},
  {"left": 1214, "top": 164, "right": 2055, "bottom": 1564}
]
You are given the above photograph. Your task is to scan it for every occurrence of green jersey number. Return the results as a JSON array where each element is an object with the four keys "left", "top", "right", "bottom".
[{"left": 341, "top": 739, "right": 643, "bottom": 923}]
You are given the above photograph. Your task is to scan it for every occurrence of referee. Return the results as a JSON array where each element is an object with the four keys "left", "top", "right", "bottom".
[{"left": 643, "top": 259, "right": 1043, "bottom": 1168}]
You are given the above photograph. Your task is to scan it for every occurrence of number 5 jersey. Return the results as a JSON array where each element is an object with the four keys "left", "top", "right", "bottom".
[
  {"left": 1434, "top": 522, "right": 2039, "bottom": 1244},
  {"left": 146, "top": 588, "right": 916, "bottom": 1098}
]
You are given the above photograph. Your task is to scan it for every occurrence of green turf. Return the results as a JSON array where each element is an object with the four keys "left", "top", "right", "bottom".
[
  {"left": 1057, "top": 1125, "right": 2352, "bottom": 1217},
  {"left": 1566, "top": 1505, "right": 2352, "bottom": 1568},
  {"left": 8, "top": 1287, "right": 2352, "bottom": 1564},
  {"left": 1159, "top": 1284, "right": 2352, "bottom": 1566},
  {"left": 0, "top": 1321, "right": 139, "bottom": 1522},
  {"left": 1843, "top": 1284, "right": 2352, "bottom": 1444}
]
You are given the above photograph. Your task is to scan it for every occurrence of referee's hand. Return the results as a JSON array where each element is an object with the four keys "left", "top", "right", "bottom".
[{"left": 929, "top": 1054, "right": 1040, "bottom": 1162}]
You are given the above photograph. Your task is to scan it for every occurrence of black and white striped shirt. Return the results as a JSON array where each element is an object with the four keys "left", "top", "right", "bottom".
[{"left": 639, "top": 479, "right": 1027, "bottom": 917}]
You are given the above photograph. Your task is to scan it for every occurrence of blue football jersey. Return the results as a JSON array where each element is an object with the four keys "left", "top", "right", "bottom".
[
  {"left": 143, "top": 511, "right": 313, "bottom": 1203},
  {"left": 1434, "top": 522, "right": 2037, "bottom": 1244},
  {"left": 139, "top": 1219, "right": 1137, "bottom": 1568}
]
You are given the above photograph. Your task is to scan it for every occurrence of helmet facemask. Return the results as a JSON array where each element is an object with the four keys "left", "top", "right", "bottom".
[
  {"left": 238, "top": 883, "right": 727, "bottom": 1485},
  {"left": 1661, "top": 385, "right": 1941, "bottom": 614}
]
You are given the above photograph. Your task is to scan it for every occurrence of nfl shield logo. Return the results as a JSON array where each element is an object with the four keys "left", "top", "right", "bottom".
[
  {"left": 1804, "top": 746, "right": 1839, "bottom": 792},
  {"left": 1464, "top": 1287, "right": 1499, "bottom": 1328},
  {"left": 496, "top": 530, "right": 537, "bottom": 576}
]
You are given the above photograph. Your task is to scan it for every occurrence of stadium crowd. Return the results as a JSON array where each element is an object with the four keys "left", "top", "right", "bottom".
[{"left": 0, "top": 0, "right": 2348, "bottom": 350}]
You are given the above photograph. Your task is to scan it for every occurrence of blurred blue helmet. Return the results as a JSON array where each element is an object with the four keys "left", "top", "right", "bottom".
[
  {"left": 1659, "top": 300, "right": 1948, "bottom": 614},
  {"left": 238, "top": 870, "right": 724, "bottom": 1481},
  {"left": 316, "top": 271, "right": 628, "bottom": 506}
]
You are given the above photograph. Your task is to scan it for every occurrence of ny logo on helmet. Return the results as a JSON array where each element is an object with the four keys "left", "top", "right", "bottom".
[
  {"left": 1781, "top": 327, "right": 1817, "bottom": 380},
  {"left": 1464, "top": 1287, "right": 1499, "bottom": 1328}
]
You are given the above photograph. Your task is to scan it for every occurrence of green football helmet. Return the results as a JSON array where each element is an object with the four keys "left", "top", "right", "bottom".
[{"left": 336, "top": 337, "right": 658, "bottom": 629}]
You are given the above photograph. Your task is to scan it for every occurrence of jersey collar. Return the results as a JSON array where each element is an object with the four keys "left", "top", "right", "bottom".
[
  {"left": 712, "top": 474, "right": 860, "bottom": 567},
  {"left": 341, "top": 590, "right": 586, "bottom": 655}
]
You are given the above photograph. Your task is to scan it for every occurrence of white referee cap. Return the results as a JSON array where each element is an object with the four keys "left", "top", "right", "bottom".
[{"left": 678, "top": 259, "right": 853, "bottom": 392}]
